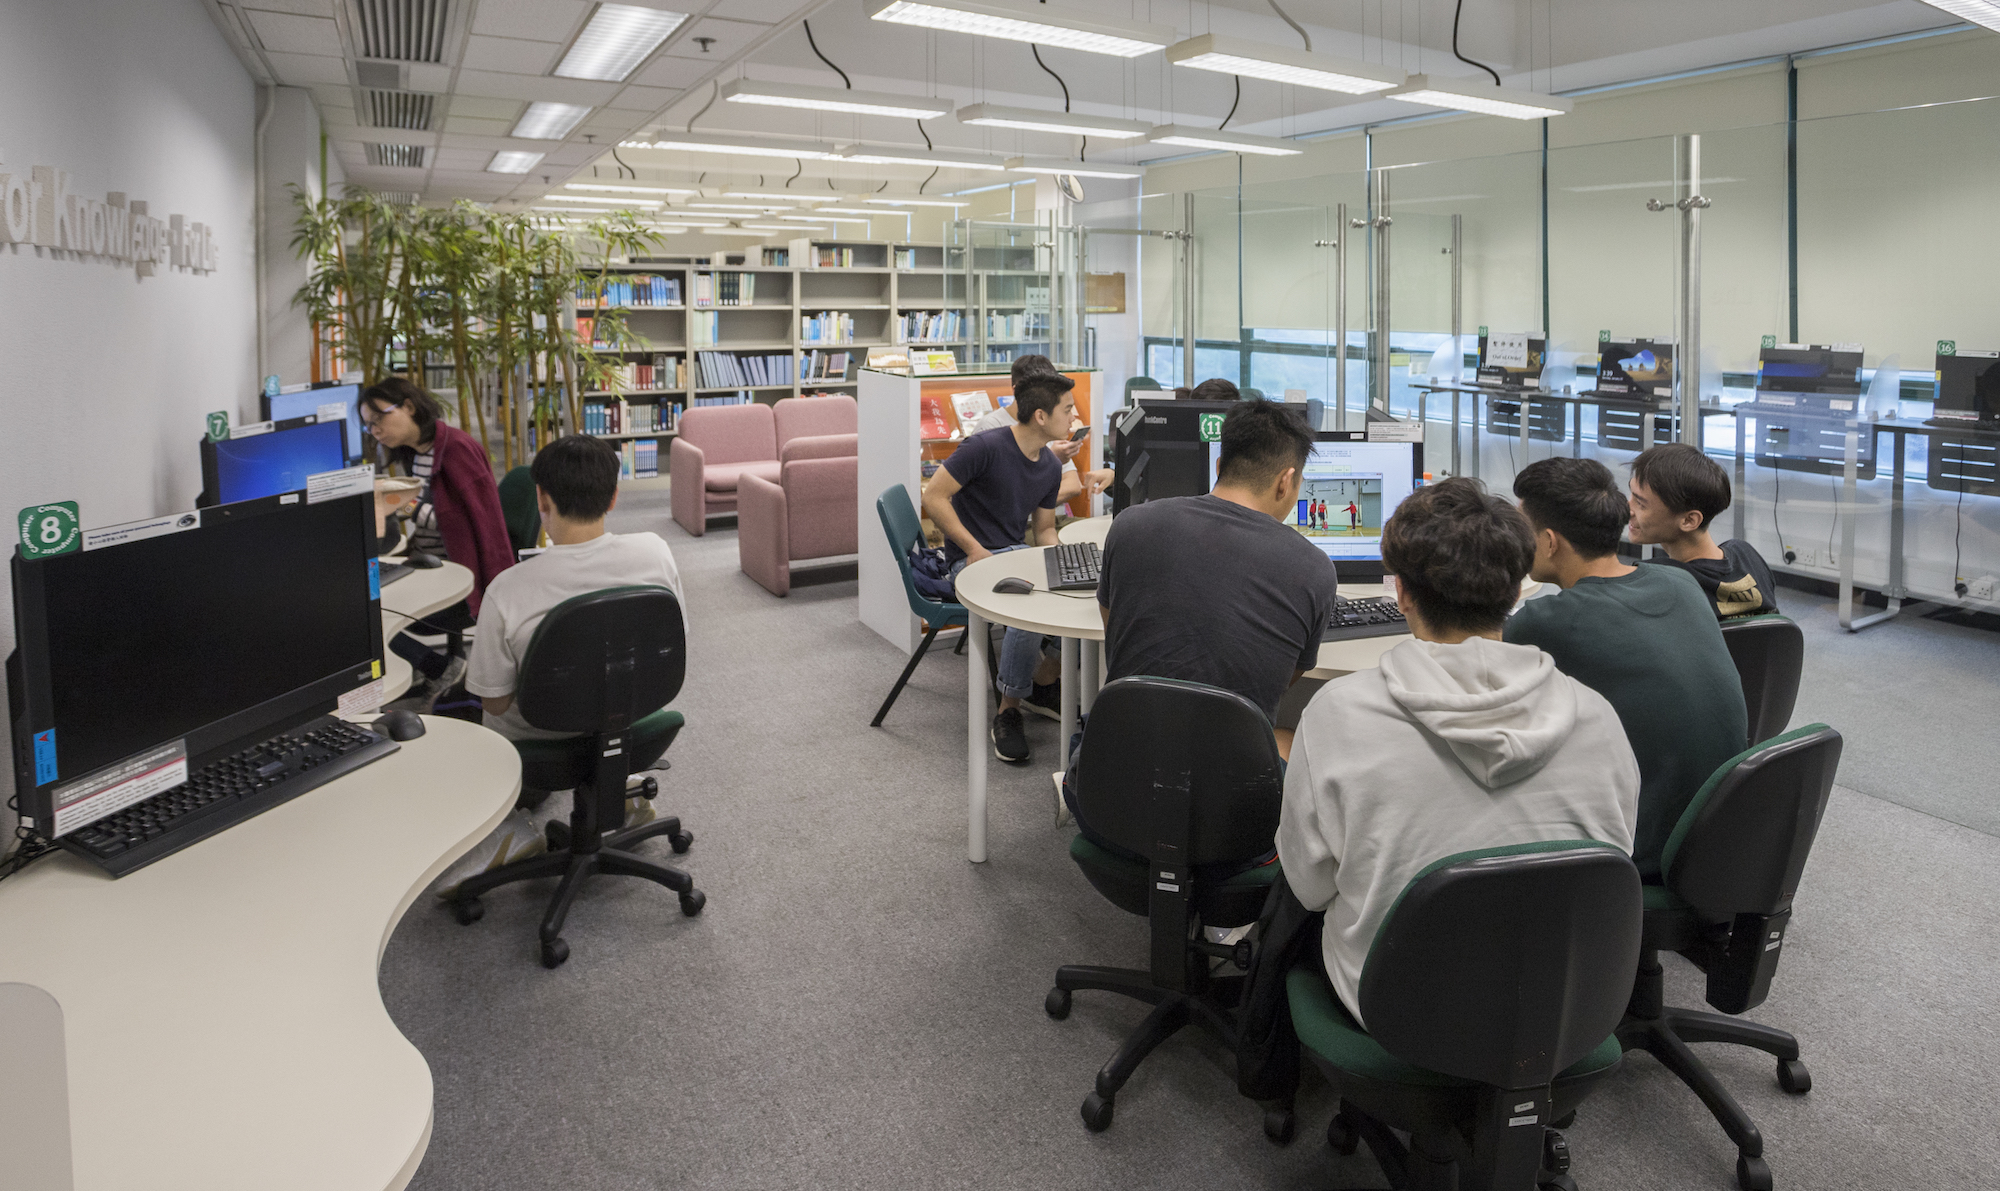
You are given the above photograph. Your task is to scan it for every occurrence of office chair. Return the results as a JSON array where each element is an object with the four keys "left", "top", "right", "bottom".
[
  {"left": 445, "top": 586, "right": 703, "bottom": 968},
  {"left": 1289, "top": 842, "right": 1642, "bottom": 1191},
  {"left": 870, "top": 484, "right": 991, "bottom": 726},
  {"left": 496, "top": 465, "right": 541, "bottom": 557},
  {"left": 1616, "top": 725, "right": 1842, "bottom": 1191},
  {"left": 1123, "top": 375, "right": 1163, "bottom": 403},
  {"left": 1719, "top": 615, "right": 1804, "bottom": 744},
  {"left": 1044, "top": 677, "right": 1286, "bottom": 1135}
]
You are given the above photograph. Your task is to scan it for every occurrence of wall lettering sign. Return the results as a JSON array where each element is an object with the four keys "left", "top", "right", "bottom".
[{"left": 0, "top": 155, "right": 216, "bottom": 277}]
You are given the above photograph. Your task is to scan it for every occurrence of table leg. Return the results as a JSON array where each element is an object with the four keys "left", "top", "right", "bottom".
[
  {"left": 967, "top": 611, "right": 989, "bottom": 863},
  {"left": 1888, "top": 429, "right": 1908, "bottom": 599},
  {"left": 1080, "top": 637, "right": 1100, "bottom": 713},
  {"left": 1452, "top": 392, "right": 1462, "bottom": 478},
  {"left": 1059, "top": 636, "right": 1078, "bottom": 760},
  {"left": 1519, "top": 392, "right": 1532, "bottom": 469},
  {"left": 1839, "top": 424, "right": 1900, "bottom": 632},
  {"left": 1733, "top": 412, "right": 1747, "bottom": 542}
]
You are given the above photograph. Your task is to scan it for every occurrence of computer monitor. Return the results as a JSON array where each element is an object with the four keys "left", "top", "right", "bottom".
[
  {"left": 201, "top": 417, "right": 349, "bottom": 506},
  {"left": 1294, "top": 431, "right": 1425, "bottom": 581},
  {"left": 264, "top": 383, "right": 363, "bottom": 462},
  {"left": 1595, "top": 340, "right": 1675, "bottom": 396},
  {"left": 1932, "top": 350, "right": 2000, "bottom": 423},
  {"left": 1755, "top": 345, "right": 1863, "bottom": 396},
  {"left": 8, "top": 493, "right": 383, "bottom": 838},
  {"left": 1476, "top": 334, "right": 1546, "bottom": 388},
  {"left": 1110, "top": 399, "right": 1237, "bottom": 514}
]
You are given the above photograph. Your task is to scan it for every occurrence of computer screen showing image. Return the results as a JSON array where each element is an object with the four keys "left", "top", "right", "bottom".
[
  {"left": 1933, "top": 350, "right": 2000, "bottom": 423},
  {"left": 264, "top": 383, "right": 363, "bottom": 462},
  {"left": 1596, "top": 340, "right": 1675, "bottom": 395},
  {"left": 202, "top": 418, "right": 349, "bottom": 506},
  {"left": 1756, "top": 345, "right": 1863, "bottom": 395},
  {"left": 1293, "top": 433, "right": 1424, "bottom": 576}
]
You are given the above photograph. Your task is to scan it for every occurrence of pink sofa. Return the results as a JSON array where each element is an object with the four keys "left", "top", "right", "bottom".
[
  {"left": 670, "top": 396, "right": 857, "bottom": 536},
  {"left": 738, "top": 432, "right": 859, "bottom": 595}
]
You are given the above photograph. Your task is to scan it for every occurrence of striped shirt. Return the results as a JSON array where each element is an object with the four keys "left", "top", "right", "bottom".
[{"left": 408, "top": 447, "right": 446, "bottom": 559}]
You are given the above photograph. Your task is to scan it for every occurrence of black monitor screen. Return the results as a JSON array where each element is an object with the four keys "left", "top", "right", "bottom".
[
  {"left": 1757, "top": 346, "right": 1863, "bottom": 394},
  {"left": 266, "top": 384, "right": 363, "bottom": 461},
  {"left": 1596, "top": 341, "right": 1675, "bottom": 394},
  {"left": 206, "top": 420, "right": 348, "bottom": 505},
  {"left": 1935, "top": 351, "right": 2000, "bottom": 419},
  {"left": 25, "top": 498, "right": 377, "bottom": 783}
]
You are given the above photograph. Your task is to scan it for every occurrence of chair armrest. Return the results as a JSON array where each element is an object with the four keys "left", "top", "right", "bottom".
[
  {"left": 780, "top": 433, "right": 858, "bottom": 465},
  {"left": 736, "top": 471, "right": 790, "bottom": 595},
  {"left": 670, "top": 436, "right": 706, "bottom": 536},
  {"left": 781, "top": 456, "right": 858, "bottom": 561}
]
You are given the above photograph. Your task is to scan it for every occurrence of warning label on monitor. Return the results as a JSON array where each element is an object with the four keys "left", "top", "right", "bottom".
[
  {"left": 50, "top": 739, "right": 189, "bottom": 837},
  {"left": 307, "top": 465, "right": 375, "bottom": 505},
  {"left": 337, "top": 677, "right": 387, "bottom": 718},
  {"left": 317, "top": 401, "right": 347, "bottom": 424},
  {"left": 83, "top": 511, "right": 201, "bottom": 552}
]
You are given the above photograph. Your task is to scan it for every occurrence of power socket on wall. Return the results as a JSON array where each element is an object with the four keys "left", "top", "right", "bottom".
[{"left": 1968, "top": 576, "right": 1998, "bottom": 603}]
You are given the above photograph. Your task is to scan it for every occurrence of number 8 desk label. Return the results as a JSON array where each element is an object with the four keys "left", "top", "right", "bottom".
[{"left": 18, "top": 502, "right": 81, "bottom": 559}]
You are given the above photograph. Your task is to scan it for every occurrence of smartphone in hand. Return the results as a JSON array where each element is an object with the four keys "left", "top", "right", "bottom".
[{"left": 1069, "top": 425, "right": 1090, "bottom": 443}]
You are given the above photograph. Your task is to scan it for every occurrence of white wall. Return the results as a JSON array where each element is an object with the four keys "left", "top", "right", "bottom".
[
  {"left": 1, "top": 0, "right": 257, "bottom": 841},
  {"left": 259, "top": 86, "right": 341, "bottom": 387}
]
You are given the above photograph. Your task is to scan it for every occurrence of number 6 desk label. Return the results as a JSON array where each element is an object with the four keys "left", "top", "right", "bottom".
[{"left": 18, "top": 502, "right": 81, "bottom": 559}]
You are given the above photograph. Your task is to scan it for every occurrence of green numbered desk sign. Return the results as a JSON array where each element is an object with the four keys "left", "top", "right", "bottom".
[
  {"left": 1197, "top": 412, "right": 1225, "bottom": 442},
  {"left": 206, "top": 411, "right": 230, "bottom": 442},
  {"left": 1761, "top": 335, "right": 1778, "bottom": 350},
  {"left": 18, "top": 502, "right": 81, "bottom": 560},
  {"left": 1599, "top": 329, "right": 1611, "bottom": 343},
  {"left": 1938, "top": 340, "right": 1956, "bottom": 356}
]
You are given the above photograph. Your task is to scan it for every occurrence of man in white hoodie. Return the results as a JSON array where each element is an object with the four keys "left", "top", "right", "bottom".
[{"left": 1276, "top": 478, "right": 1640, "bottom": 1027}]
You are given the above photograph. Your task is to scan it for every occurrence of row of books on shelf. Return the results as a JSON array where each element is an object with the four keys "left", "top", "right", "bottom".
[
  {"left": 692, "top": 271, "right": 758, "bottom": 307},
  {"left": 584, "top": 399, "right": 675, "bottom": 436},
  {"left": 801, "top": 311, "right": 856, "bottom": 344},
  {"left": 893, "top": 248, "right": 921, "bottom": 270},
  {"left": 421, "top": 365, "right": 455, "bottom": 391},
  {"left": 986, "top": 314, "right": 1050, "bottom": 340},
  {"left": 618, "top": 439, "right": 660, "bottom": 480},
  {"left": 576, "top": 275, "right": 680, "bottom": 307},
  {"left": 894, "top": 310, "right": 962, "bottom": 343},
  {"left": 919, "top": 388, "right": 1014, "bottom": 441},
  {"left": 981, "top": 346, "right": 1046, "bottom": 364},
  {"left": 692, "top": 393, "right": 753, "bottom": 407},
  {"left": 801, "top": 349, "right": 853, "bottom": 381},
  {"left": 810, "top": 246, "right": 858, "bottom": 268},
  {"left": 695, "top": 351, "right": 793, "bottom": 388},
  {"left": 602, "top": 355, "right": 685, "bottom": 390},
  {"left": 688, "top": 310, "right": 719, "bottom": 347},
  {"left": 761, "top": 248, "right": 789, "bottom": 266}
]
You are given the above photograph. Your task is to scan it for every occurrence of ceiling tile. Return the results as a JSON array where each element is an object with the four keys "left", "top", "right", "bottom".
[
  {"left": 663, "top": 17, "right": 772, "bottom": 61},
  {"left": 245, "top": 9, "right": 345, "bottom": 55},
  {"left": 431, "top": 149, "right": 496, "bottom": 170},
  {"left": 454, "top": 69, "right": 619, "bottom": 106},
  {"left": 701, "top": 0, "right": 808, "bottom": 24},
  {"left": 628, "top": 52, "right": 711, "bottom": 88},
  {"left": 441, "top": 95, "right": 524, "bottom": 119},
  {"left": 461, "top": 34, "right": 562, "bottom": 75},
  {"left": 264, "top": 51, "right": 351, "bottom": 86},
  {"left": 319, "top": 102, "right": 360, "bottom": 126},
  {"left": 349, "top": 130, "right": 441, "bottom": 148},
  {"left": 445, "top": 115, "right": 517, "bottom": 136},
  {"left": 543, "top": 144, "right": 601, "bottom": 165},
  {"left": 607, "top": 84, "right": 682, "bottom": 112},
  {"left": 406, "top": 63, "right": 453, "bottom": 92},
  {"left": 471, "top": 0, "right": 588, "bottom": 41},
  {"left": 241, "top": 0, "right": 339, "bottom": 14}
]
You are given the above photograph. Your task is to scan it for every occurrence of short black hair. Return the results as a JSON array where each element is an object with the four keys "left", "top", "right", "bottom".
[
  {"left": 1630, "top": 443, "right": 1731, "bottom": 531},
  {"left": 1381, "top": 477, "right": 1536, "bottom": 635},
  {"left": 1191, "top": 377, "right": 1240, "bottom": 402},
  {"left": 362, "top": 375, "right": 445, "bottom": 468},
  {"left": 531, "top": 434, "right": 620, "bottom": 520},
  {"left": 1513, "top": 457, "right": 1627, "bottom": 558},
  {"left": 1010, "top": 354, "right": 1056, "bottom": 388},
  {"left": 1013, "top": 370, "right": 1076, "bottom": 426},
  {"left": 1215, "top": 399, "right": 1312, "bottom": 488}
]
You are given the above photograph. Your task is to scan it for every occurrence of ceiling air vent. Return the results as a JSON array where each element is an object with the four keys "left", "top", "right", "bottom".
[
  {"left": 377, "top": 192, "right": 420, "bottom": 205},
  {"left": 366, "top": 143, "right": 428, "bottom": 168},
  {"left": 354, "top": 0, "right": 450, "bottom": 63},
  {"left": 368, "top": 90, "right": 435, "bottom": 131}
]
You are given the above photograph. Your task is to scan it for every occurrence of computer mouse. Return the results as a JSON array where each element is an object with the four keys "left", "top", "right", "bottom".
[
  {"left": 373, "top": 708, "right": 427, "bottom": 741},
  {"left": 992, "top": 576, "right": 1035, "bottom": 595},
  {"left": 404, "top": 549, "right": 444, "bottom": 569}
]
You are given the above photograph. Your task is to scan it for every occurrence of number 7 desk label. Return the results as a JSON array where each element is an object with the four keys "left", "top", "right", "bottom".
[{"left": 18, "top": 502, "right": 81, "bottom": 559}]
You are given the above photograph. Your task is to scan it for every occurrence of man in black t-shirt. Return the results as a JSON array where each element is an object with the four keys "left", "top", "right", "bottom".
[{"left": 1626, "top": 443, "right": 1779, "bottom": 619}]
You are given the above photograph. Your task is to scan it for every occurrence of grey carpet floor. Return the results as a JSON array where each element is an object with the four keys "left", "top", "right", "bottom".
[{"left": 382, "top": 492, "right": 2000, "bottom": 1191}]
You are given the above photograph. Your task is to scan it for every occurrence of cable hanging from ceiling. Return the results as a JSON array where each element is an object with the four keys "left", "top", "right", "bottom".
[
  {"left": 803, "top": 20, "right": 852, "bottom": 88},
  {"left": 1267, "top": 0, "right": 1310, "bottom": 49},
  {"left": 687, "top": 80, "right": 719, "bottom": 131},
  {"left": 1451, "top": 0, "right": 1503, "bottom": 85},
  {"left": 1218, "top": 74, "right": 1240, "bottom": 129}
]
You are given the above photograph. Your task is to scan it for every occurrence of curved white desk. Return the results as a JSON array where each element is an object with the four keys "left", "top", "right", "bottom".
[
  {"left": 378, "top": 560, "right": 476, "bottom": 704},
  {"left": 0, "top": 717, "right": 520, "bottom": 1191}
]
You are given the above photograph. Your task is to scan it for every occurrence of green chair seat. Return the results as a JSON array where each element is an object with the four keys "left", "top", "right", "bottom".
[
  {"left": 1288, "top": 965, "right": 1623, "bottom": 1091},
  {"left": 514, "top": 708, "right": 685, "bottom": 792},
  {"left": 1644, "top": 883, "right": 1690, "bottom": 913},
  {"left": 1068, "top": 833, "right": 1277, "bottom": 923}
]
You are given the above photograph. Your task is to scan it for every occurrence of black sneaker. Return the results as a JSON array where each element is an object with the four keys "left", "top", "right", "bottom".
[
  {"left": 992, "top": 708, "right": 1030, "bottom": 763},
  {"left": 1021, "top": 681, "right": 1062, "bottom": 722}
]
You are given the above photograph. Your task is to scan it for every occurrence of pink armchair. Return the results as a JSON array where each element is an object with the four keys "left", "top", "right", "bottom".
[
  {"left": 737, "top": 433, "right": 859, "bottom": 596},
  {"left": 670, "top": 403, "right": 778, "bottom": 536}
]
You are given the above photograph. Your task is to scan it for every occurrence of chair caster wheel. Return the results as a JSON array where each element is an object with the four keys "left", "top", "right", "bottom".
[
  {"left": 1263, "top": 1107, "right": 1295, "bottom": 1145},
  {"left": 450, "top": 898, "right": 483, "bottom": 925},
  {"left": 1736, "top": 1154, "right": 1772, "bottom": 1191},
  {"left": 541, "top": 938, "right": 569, "bottom": 968},
  {"left": 1776, "top": 1058, "right": 1811, "bottom": 1094},
  {"left": 679, "top": 889, "right": 706, "bottom": 916},
  {"left": 545, "top": 821, "right": 570, "bottom": 852},
  {"left": 1045, "top": 988, "right": 1072, "bottom": 1020},
  {"left": 1327, "top": 1110, "right": 1359, "bottom": 1155},
  {"left": 1080, "top": 1092, "right": 1113, "bottom": 1132},
  {"left": 670, "top": 830, "right": 694, "bottom": 854},
  {"left": 637, "top": 776, "right": 658, "bottom": 799}
]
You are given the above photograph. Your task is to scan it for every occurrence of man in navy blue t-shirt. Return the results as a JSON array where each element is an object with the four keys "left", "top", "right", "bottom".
[{"left": 922, "top": 371, "right": 1076, "bottom": 763}]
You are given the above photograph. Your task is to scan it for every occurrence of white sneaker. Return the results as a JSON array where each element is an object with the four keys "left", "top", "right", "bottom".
[
  {"left": 624, "top": 795, "right": 657, "bottom": 828},
  {"left": 436, "top": 813, "right": 544, "bottom": 899}
]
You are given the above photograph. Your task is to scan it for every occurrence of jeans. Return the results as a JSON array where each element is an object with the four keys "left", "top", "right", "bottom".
[{"left": 951, "top": 545, "right": 1056, "bottom": 700}]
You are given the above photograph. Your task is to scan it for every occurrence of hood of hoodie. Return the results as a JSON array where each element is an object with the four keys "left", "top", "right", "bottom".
[{"left": 1377, "top": 637, "right": 1577, "bottom": 788}]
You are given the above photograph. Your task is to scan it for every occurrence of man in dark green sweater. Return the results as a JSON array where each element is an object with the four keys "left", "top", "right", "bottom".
[{"left": 1503, "top": 458, "right": 1748, "bottom": 879}]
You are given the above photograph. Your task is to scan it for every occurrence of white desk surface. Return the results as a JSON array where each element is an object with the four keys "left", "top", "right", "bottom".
[
  {"left": 378, "top": 560, "right": 475, "bottom": 704},
  {"left": 0, "top": 717, "right": 520, "bottom": 1191},
  {"left": 955, "top": 549, "right": 1105, "bottom": 641}
]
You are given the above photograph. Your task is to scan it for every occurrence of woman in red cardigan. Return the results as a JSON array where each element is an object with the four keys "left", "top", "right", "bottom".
[{"left": 363, "top": 376, "right": 515, "bottom": 703}]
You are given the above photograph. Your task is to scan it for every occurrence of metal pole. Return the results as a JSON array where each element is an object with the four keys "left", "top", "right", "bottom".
[
  {"left": 1182, "top": 193, "right": 1196, "bottom": 389},
  {"left": 1678, "top": 134, "right": 1707, "bottom": 445},
  {"left": 1334, "top": 202, "right": 1348, "bottom": 430},
  {"left": 1451, "top": 212, "right": 1463, "bottom": 474},
  {"left": 1374, "top": 169, "right": 1392, "bottom": 414}
]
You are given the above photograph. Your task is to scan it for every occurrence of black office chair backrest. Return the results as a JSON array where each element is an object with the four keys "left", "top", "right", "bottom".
[
  {"left": 515, "top": 585, "right": 687, "bottom": 735},
  {"left": 1072, "top": 676, "right": 1283, "bottom": 868},
  {"left": 1359, "top": 842, "right": 1641, "bottom": 1089},
  {"left": 1662, "top": 724, "right": 1841, "bottom": 917},
  {"left": 1719, "top": 615, "right": 1804, "bottom": 744}
]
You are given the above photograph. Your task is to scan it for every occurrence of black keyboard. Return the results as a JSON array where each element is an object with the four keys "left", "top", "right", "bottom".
[
  {"left": 379, "top": 561, "right": 413, "bottom": 586},
  {"left": 1045, "top": 541, "right": 1102, "bottom": 591},
  {"left": 60, "top": 716, "right": 398, "bottom": 877},
  {"left": 1321, "top": 595, "right": 1409, "bottom": 642}
]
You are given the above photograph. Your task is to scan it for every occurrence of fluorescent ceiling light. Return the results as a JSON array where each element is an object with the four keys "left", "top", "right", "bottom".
[
  {"left": 721, "top": 79, "right": 952, "bottom": 120},
  {"left": 864, "top": 196, "right": 970, "bottom": 207},
  {"left": 684, "top": 202, "right": 787, "bottom": 211},
  {"left": 796, "top": 207, "right": 892, "bottom": 216},
  {"left": 512, "top": 101, "right": 592, "bottom": 140},
  {"left": 835, "top": 144, "right": 1010, "bottom": 170},
  {"left": 1145, "top": 124, "right": 1303, "bottom": 157},
  {"left": 956, "top": 104, "right": 1150, "bottom": 139},
  {"left": 645, "top": 218, "right": 730, "bottom": 228},
  {"left": 722, "top": 190, "right": 831, "bottom": 202},
  {"left": 542, "top": 193, "right": 661, "bottom": 205},
  {"left": 556, "top": 4, "right": 689, "bottom": 82},
  {"left": 1166, "top": 34, "right": 1404, "bottom": 94},
  {"left": 1384, "top": 74, "right": 1573, "bottom": 119},
  {"left": 1004, "top": 156, "right": 1145, "bottom": 179},
  {"left": 870, "top": 0, "right": 1174, "bottom": 58},
  {"left": 487, "top": 150, "right": 545, "bottom": 173},
  {"left": 779, "top": 214, "right": 871, "bottom": 224},
  {"left": 1920, "top": 0, "right": 2000, "bottom": 32},
  {"left": 630, "top": 134, "right": 841, "bottom": 160},
  {"left": 566, "top": 182, "right": 698, "bottom": 195},
  {"left": 737, "top": 223, "right": 825, "bottom": 232}
]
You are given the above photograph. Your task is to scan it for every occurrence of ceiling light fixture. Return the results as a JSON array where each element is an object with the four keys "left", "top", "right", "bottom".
[
  {"left": 869, "top": 0, "right": 1174, "bottom": 58},
  {"left": 629, "top": 134, "right": 842, "bottom": 160},
  {"left": 541, "top": 193, "right": 662, "bottom": 205},
  {"left": 1144, "top": 125, "right": 1303, "bottom": 157},
  {"left": 684, "top": 202, "right": 788, "bottom": 211},
  {"left": 566, "top": 182, "right": 699, "bottom": 195},
  {"left": 956, "top": 104, "right": 1150, "bottom": 139},
  {"left": 487, "top": 150, "right": 545, "bottom": 173},
  {"left": 791, "top": 207, "right": 890, "bottom": 216},
  {"left": 1004, "top": 156, "right": 1145, "bottom": 179},
  {"left": 721, "top": 79, "right": 953, "bottom": 120},
  {"left": 644, "top": 218, "right": 731, "bottom": 228},
  {"left": 1384, "top": 73, "right": 1572, "bottom": 119},
  {"left": 1166, "top": 33, "right": 1404, "bottom": 94},
  {"left": 778, "top": 214, "right": 871, "bottom": 224},
  {"left": 722, "top": 190, "right": 832, "bottom": 202},
  {"left": 556, "top": 4, "right": 689, "bottom": 82},
  {"left": 736, "top": 223, "right": 827, "bottom": 232},
  {"left": 512, "top": 101, "right": 592, "bottom": 140},
  {"left": 835, "top": 144, "right": 1011, "bottom": 170},
  {"left": 1917, "top": 0, "right": 2000, "bottom": 32},
  {"left": 863, "top": 196, "right": 971, "bottom": 207}
]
